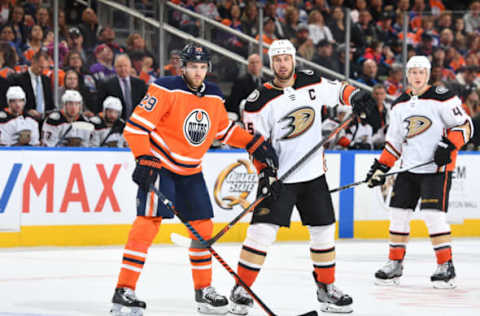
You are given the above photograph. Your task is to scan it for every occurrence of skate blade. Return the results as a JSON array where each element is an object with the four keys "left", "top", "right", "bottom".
[
  {"left": 197, "top": 302, "right": 229, "bottom": 315},
  {"left": 374, "top": 277, "right": 400, "bottom": 286},
  {"left": 110, "top": 303, "right": 144, "bottom": 316},
  {"left": 320, "top": 303, "right": 353, "bottom": 314},
  {"left": 229, "top": 302, "right": 251, "bottom": 315},
  {"left": 432, "top": 278, "right": 456, "bottom": 289}
]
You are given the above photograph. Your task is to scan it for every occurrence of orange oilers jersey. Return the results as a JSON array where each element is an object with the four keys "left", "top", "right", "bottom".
[{"left": 124, "top": 76, "right": 254, "bottom": 176}]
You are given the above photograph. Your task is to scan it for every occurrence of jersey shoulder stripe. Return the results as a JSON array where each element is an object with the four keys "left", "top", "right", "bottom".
[
  {"left": 0, "top": 110, "right": 14, "bottom": 123},
  {"left": 420, "top": 85, "right": 456, "bottom": 101},
  {"left": 391, "top": 92, "right": 411, "bottom": 108},
  {"left": 153, "top": 76, "right": 224, "bottom": 100},
  {"left": 203, "top": 80, "right": 225, "bottom": 100},
  {"left": 244, "top": 84, "right": 282, "bottom": 113},
  {"left": 153, "top": 76, "right": 183, "bottom": 90}
]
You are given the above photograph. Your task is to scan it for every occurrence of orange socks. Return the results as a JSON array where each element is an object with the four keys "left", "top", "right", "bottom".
[
  {"left": 116, "top": 216, "right": 161, "bottom": 290},
  {"left": 188, "top": 219, "right": 213, "bottom": 290}
]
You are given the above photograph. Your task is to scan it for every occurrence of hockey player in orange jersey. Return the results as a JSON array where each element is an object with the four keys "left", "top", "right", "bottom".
[
  {"left": 110, "top": 43, "right": 279, "bottom": 316},
  {"left": 365, "top": 56, "right": 473, "bottom": 289}
]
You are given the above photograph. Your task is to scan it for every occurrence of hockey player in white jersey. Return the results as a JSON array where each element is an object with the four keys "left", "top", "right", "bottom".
[
  {"left": 229, "top": 39, "right": 377, "bottom": 315},
  {"left": 365, "top": 56, "right": 473, "bottom": 289},
  {"left": 42, "top": 90, "right": 94, "bottom": 147},
  {"left": 90, "top": 96, "right": 126, "bottom": 147},
  {"left": 0, "top": 86, "right": 40, "bottom": 146}
]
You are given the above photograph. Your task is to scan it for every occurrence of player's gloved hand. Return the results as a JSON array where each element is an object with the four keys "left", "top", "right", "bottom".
[
  {"left": 350, "top": 89, "right": 377, "bottom": 117},
  {"left": 434, "top": 136, "right": 456, "bottom": 166},
  {"left": 246, "top": 134, "right": 279, "bottom": 170},
  {"left": 365, "top": 159, "right": 391, "bottom": 188},
  {"left": 258, "top": 167, "right": 282, "bottom": 200},
  {"left": 132, "top": 155, "right": 162, "bottom": 191}
]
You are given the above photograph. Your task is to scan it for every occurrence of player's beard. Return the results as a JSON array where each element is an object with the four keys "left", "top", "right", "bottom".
[
  {"left": 184, "top": 72, "right": 206, "bottom": 90},
  {"left": 274, "top": 67, "right": 294, "bottom": 82}
]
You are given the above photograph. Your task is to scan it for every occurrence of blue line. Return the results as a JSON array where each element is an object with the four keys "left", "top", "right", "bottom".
[
  {"left": 339, "top": 152, "right": 355, "bottom": 238},
  {"left": 0, "top": 163, "right": 22, "bottom": 214}
]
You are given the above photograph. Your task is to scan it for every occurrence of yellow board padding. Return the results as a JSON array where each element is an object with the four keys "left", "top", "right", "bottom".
[
  {"left": 353, "top": 219, "right": 480, "bottom": 238},
  {"left": 0, "top": 220, "right": 478, "bottom": 247}
]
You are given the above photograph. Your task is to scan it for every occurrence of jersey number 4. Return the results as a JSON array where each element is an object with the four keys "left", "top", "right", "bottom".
[{"left": 139, "top": 94, "right": 158, "bottom": 111}]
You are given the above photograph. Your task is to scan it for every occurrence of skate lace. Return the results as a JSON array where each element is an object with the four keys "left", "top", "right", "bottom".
[
  {"left": 326, "top": 284, "right": 345, "bottom": 299},
  {"left": 381, "top": 260, "right": 400, "bottom": 274},
  {"left": 204, "top": 286, "right": 224, "bottom": 302},
  {"left": 434, "top": 262, "right": 448, "bottom": 275},
  {"left": 122, "top": 288, "right": 139, "bottom": 302},
  {"left": 233, "top": 285, "right": 251, "bottom": 299}
]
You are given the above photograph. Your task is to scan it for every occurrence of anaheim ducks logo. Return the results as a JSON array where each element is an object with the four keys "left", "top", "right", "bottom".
[
  {"left": 404, "top": 115, "right": 432, "bottom": 138},
  {"left": 279, "top": 106, "right": 315, "bottom": 140},
  {"left": 183, "top": 109, "right": 210, "bottom": 146},
  {"left": 214, "top": 159, "right": 257, "bottom": 210}
]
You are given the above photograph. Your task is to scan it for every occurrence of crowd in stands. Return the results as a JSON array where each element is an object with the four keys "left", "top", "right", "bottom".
[{"left": 0, "top": 0, "right": 479, "bottom": 149}]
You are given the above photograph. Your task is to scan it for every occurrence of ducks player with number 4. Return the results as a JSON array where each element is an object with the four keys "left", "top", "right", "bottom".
[
  {"left": 229, "top": 39, "right": 378, "bottom": 315},
  {"left": 365, "top": 56, "right": 473, "bottom": 288},
  {"left": 110, "top": 43, "right": 279, "bottom": 316}
]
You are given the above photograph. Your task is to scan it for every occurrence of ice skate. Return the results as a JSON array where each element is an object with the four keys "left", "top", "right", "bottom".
[
  {"left": 316, "top": 281, "right": 353, "bottom": 313},
  {"left": 110, "top": 287, "right": 146, "bottom": 316},
  {"left": 431, "top": 260, "right": 456, "bottom": 289},
  {"left": 195, "top": 286, "right": 229, "bottom": 314},
  {"left": 229, "top": 283, "right": 253, "bottom": 315},
  {"left": 374, "top": 260, "right": 403, "bottom": 285}
]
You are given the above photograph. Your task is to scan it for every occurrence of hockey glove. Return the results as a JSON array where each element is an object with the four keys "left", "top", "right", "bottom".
[
  {"left": 132, "top": 155, "right": 162, "bottom": 192},
  {"left": 366, "top": 159, "right": 391, "bottom": 188},
  {"left": 350, "top": 90, "right": 377, "bottom": 117},
  {"left": 434, "top": 136, "right": 456, "bottom": 166},
  {"left": 258, "top": 167, "right": 282, "bottom": 200},
  {"left": 246, "top": 134, "right": 279, "bottom": 170}
]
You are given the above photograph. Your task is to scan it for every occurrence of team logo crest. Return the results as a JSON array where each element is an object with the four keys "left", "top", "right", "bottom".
[
  {"left": 183, "top": 109, "right": 210, "bottom": 146},
  {"left": 404, "top": 115, "right": 432, "bottom": 138},
  {"left": 279, "top": 106, "right": 315, "bottom": 140},
  {"left": 214, "top": 159, "right": 257, "bottom": 210}
]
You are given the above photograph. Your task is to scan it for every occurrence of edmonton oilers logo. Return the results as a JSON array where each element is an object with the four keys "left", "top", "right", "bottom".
[{"left": 183, "top": 109, "right": 210, "bottom": 146}]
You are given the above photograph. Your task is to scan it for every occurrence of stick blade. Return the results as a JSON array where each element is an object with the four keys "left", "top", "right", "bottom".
[
  {"left": 297, "top": 311, "right": 318, "bottom": 316},
  {"left": 170, "top": 233, "right": 192, "bottom": 248}
]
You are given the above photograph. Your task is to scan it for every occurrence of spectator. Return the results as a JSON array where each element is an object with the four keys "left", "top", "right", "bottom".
[
  {"left": 67, "top": 27, "right": 87, "bottom": 62},
  {"left": 217, "top": 4, "right": 248, "bottom": 58},
  {"left": 59, "top": 69, "right": 95, "bottom": 114},
  {"left": 64, "top": 50, "right": 96, "bottom": 95},
  {"left": 89, "top": 43, "right": 115, "bottom": 83},
  {"left": 90, "top": 96, "right": 126, "bottom": 147},
  {"left": 376, "top": 10, "right": 397, "bottom": 43},
  {"left": 23, "top": 24, "right": 43, "bottom": 63},
  {"left": 264, "top": 0, "right": 285, "bottom": 39},
  {"left": 0, "top": 42, "right": 16, "bottom": 78},
  {"left": 439, "top": 28, "right": 454, "bottom": 48},
  {"left": 453, "top": 17, "right": 467, "bottom": 42},
  {"left": 416, "top": 33, "right": 434, "bottom": 57},
  {"left": 369, "top": 0, "right": 383, "bottom": 23},
  {"left": 78, "top": 7, "right": 99, "bottom": 53},
  {"left": 464, "top": 0, "right": 480, "bottom": 34},
  {"left": 356, "top": 59, "right": 379, "bottom": 87},
  {"left": 350, "top": 0, "right": 367, "bottom": 23},
  {"left": 98, "top": 26, "right": 124, "bottom": 55},
  {"left": 226, "top": 53, "right": 264, "bottom": 117},
  {"left": 96, "top": 54, "right": 147, "bottom": 120},
  {"left": 292, "top": 23, "right": 315, "bottom": 61},
  {"left": 371, "top": 84, "right": 389, "bottom": 149},
  {"left": 462, "top": 90, "right": 479, "bottom": 117},
  {"left": 312, "top": 40, "right": 339, "bottom": 74},
  {"left": 328, "top": 6, "right": 346, "bottom": 44},
  {"left": 126, "top": 32, "right": 147, "bottom": 53},
  {"left": 283, "top": 6, "right": 300, "bottom": 41},
  {"left": 336, "top": 43, "right": 360, "bottom": 78},
  {"left": 8, "top": 4, "right": 28, "bottom": 48},
  {"left": 195, "top": 0, "right": 221, "bottom": 21},
  {"left": 22, "top": 0, "right": 39, "bottom": 19},
  {"left": 129, "top": 50, "right": 153, "bottom": 84},
  {"left": 0, "top": 25, "right": 23, "bottom": 63},
  {"left": 384, "top": 64, "right": 403, "bottom": 98},
  {"left": 0, "top": 75, "right": 7, "bottom": 107},
  {"left": 57, "top": 9, "right": 69, "bottom": 43},
  {"left": 42, "top": 90, "right": 93, "bottom": 147},
  {"left": 307, "top": 10, "right": 334, "bottom": 45},
  {"left": 0, "top": 86, "right": 40, "bottom": 146},
  {"left": 240, "top": 3, "right": 259, "bottom": 37},
  {"left": 453, "top": 65, "right": 480, "bottom": 99},
  {"left": 256, "top": 17, "right": 277, "bottom": 56},
  {"left": 0, "top": 0, "right": 10, "bottom": 25},
  {"left": 414, "top": 15, "right": 439, "bottom": 46},
  {"left": 35, "top": 7, "right": 51, "bottom": 35},
  {"left": 164, "top": 49, "right": 182, "bottom": 76},
  {"left": 446, "top": 46, "right": 465, "bottom": 71},
  {"left": 354, "top": 9, "right": 377, "bottom": 49},
  {"left": 8, "top": 50, "right": 54, "bottom": 121},
  {"left": 430, "top": 63, "right": 454, "bottom": 86},
  {"left": 436, "top": 11, "right": 453, "bottom": 32}
]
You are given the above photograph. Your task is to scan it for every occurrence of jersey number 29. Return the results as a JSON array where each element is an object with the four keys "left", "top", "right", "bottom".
[{"left": 139, "top": 94, "right": 158, "bottom": 111}]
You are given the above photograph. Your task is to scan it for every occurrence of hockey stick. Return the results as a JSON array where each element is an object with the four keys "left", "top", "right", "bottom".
[
  {"left": 329, "top": 160, "right": 435, "bottom": 193},
  {"left": 150, "top": 185, "right": 317, "bottom": 316},
  {"left": 171, "top": 113, "right": 356, "bottom": 249}
]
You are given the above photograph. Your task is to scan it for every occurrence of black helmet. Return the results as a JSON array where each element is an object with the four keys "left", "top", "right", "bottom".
[{"left": 180, "top": 43, "right": 211, "bottom": 67}]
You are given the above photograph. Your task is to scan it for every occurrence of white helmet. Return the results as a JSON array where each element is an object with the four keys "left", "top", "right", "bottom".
[
  {"left": 62, "top": 90, "right": 83, "bottom": 104},
  {"left": 406, "top": 55, "right": 431, "bottom": 72},
  {"left": 103, "top": 96, "right": 123, "bottom": 113},
  {"left": 268, "top": 39, "right": 296, "bottom": 69},
  {"left": 7, "top": 86, "right": 26, "bottom": 102}
]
